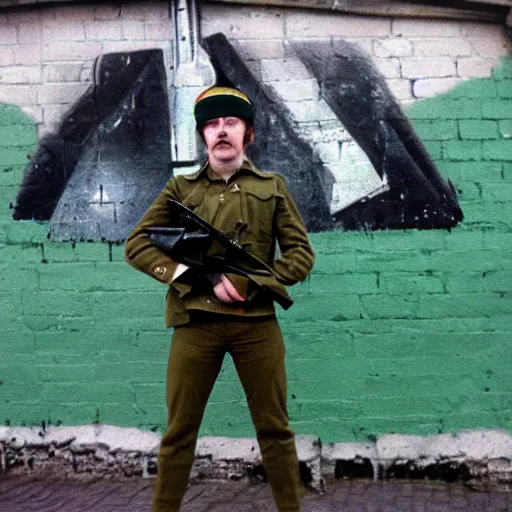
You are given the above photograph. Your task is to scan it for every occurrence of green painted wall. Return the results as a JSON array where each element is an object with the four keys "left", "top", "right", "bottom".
[{"left": 0, "top": 58, "right": 511, "bottom": 443}]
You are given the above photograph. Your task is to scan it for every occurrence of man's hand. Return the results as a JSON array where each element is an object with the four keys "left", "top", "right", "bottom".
[{"left": 213, "top": 274, "right": 246, "bottom": 303}]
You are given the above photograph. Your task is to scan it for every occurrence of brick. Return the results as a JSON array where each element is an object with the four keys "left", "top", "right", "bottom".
[
  {"left": 43, "top": 62, "right": 84, "bottom": 83},
  {"left": 13, "top": 44, "right": 41, "bottom": 66},
  {"left": 360, "top": 295, "right": 419, "bottom": 319},
  {"left": 372, "top": 57, "right": 400, "bottom": 79},
  {"left": 455, "top": 181, "right": 481, "bottom": 201},
  {"left": 289, "top": 399, "right": 360, "bottom": 422},
  {"left": 85, "top": 20, "right": 123, "bottom": 40},
  {"left": 0, "top": 125, "right": 38, "bottom": 147},
  {"left": 413, "top": 78, "right": 463, "bottom": 99},
  {"left": 483, "top": 271, "right": 512, "bottom": 292},
  {"left": 286, "top": 12, "right": 391, "bottom": 38},
  {"left": 413, "top": 120, "right": 458, "bottom": 141},
  {"left": 135, "top": 383, "right": 166, "bottom": 405},
  {"left": 459, "top": 120, "right": 499, "bottom": 140},
  {"left": 393, "top": 19, "right": 461, "bottom": 37},
  {"left": 493, "top": 57, "right": 512, "bottom": 80},
  {"left": 121, "top": 19, "right": 145, "bottom": 40},
  {"left": 431, "top": 250, "right": 505, "bottom": 272},
  {"left": 386, "top": 78, "right": 412, "bottom": 101},
  {"left": 442, "top": 140, "right": 482, "bottom": 161},
  {"left": 379, "top": 273, "right": 444, "bottom": 295},
  {"left": 201, "top": 5, "right": 284, "bottom": 39},
  {"left": 144, "top": 22, "right": 173, "bottom": 41},
  {"left": 461, "top": 22, "right": 506, "bottom": 39},
  {"left": 102, "top": 40, "right": 170, "bottom": 55},
  {"left": 481, "top": 182, "right": 512, "bottom": 202},
  {"left": 471, "top": 37, "right": 509, "bottom": 59},
  {"left": 413, "top": 39, "right": 472, "bottom": 57},
  {"left": 417, "top": 293, "right": 512, "bottom": 319},
  {"left": 95, "top": 361, "right": 166, "bottom": 383},
  {"left": 45, "top": 41, "right": 101, "bottom": 61},
  {"left": 483, "top": 99, "right": 512, "bottom": 120},
  {"left": 462, "top": 201, "right": 512, "bottom": 227},
  {"left": 373, "top": 38, "right": 412, "bottom": 58},
  {"left": 443, "top": 78, "right": 497, "bottom": 99},
  {"left": 276, "top": 294, "right": 361, "bottom": 322},
  {"left": 311, "top": 252, "right": 357, "bottom": 273},
  {"left": 402, "top": 58, "right": 456, "bottom": 79},
  {"left": 0, "top": 46, "right": 14, "bottom": 65},
  {"left": 0, "top": 66, "right": 42, "bottom": 84},
  {"left": 483, "top": 140, "right": 512, "bottom": 161},
  {"left": 311, "top": 273, "right": 377, "bottom": 295},
  {"left": 36, "top": 83, "right": 89, "bottom": 105},
  {"left": 458, "top": 58, "right": 496, "bottom": 79},
  {"left": 0, "top": 85, "right": 37, "bottom": 105},
  {"left": 35, "top": 330, "right": 132, "bottom": 354},
  {"left": 35, "top": 364, "right": 96, "bottom": 382},
  {"left": 456, "top": 161, "right": 503, "bottom": 182},
  {"left": 268, "top": 79, "right": 319, "bottom": 102},
  {"left": 406, "top": 98, "right": 482, "bottom": 120},
  {"left": 237, "top": 39, "right": 285, "bottom": 61},
  {"left": 260, "top": 58, "right": 310, "bottom": 82},
  {"left": 119, "top": 3, "right": 167, "bottom": 22},
  {"left": 17, "top": 23, "right": 41, "bottom": 44},
  {"left": 484, "top": 231, "right": 512, "bottom": 250},
  {"left": 285, "top": 98, "right": 337, "bottom": 123},
  {"left": 357, "top": 251, "right": 431, "bottom": 273},
  {"left": 0, "top": 24, "right": 17, "bottom": 44},
  {"left": 444, "top": 272, "right": 484, "bottom": 293},
  {"left": 40, "top": 381, "right": 134, "bottom": 403},
  {"left": 42, "top": 20, "right": 86, "bottom": 41},
  {"left": 499, "top": 120, "right": 512, "bottom": 139},
  {"left": 444, "top": 229, "right": 484, "bottom": 251},
  {"left": 497, "top": 80, "right": 512, "bottom": 99}
]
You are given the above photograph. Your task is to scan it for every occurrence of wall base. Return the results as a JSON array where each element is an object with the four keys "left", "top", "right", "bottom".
[{"left": 1, "top": 426, "right": 511, "bottom": 492}]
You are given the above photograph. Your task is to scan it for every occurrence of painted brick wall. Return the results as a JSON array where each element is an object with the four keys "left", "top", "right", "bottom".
[{"left": 0, "top": 2, "right": 511, "bottom": 443}]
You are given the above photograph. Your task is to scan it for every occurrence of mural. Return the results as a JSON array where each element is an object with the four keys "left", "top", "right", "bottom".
[{"left": 12, "top": 15, "right": 463, "bottom": 239}]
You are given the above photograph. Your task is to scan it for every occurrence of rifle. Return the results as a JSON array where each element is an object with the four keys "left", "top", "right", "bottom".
[{"left": 147, "top": 199, "right": 293, "bottom": 309}]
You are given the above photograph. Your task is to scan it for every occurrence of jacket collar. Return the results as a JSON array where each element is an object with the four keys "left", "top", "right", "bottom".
[{"left": 181, "top": 158, "right": 271, "bottom": 181}]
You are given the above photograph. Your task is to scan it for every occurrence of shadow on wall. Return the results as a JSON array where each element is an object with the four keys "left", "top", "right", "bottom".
[{"left": 12, "top": 37, "right": 463, "bottom": 240}]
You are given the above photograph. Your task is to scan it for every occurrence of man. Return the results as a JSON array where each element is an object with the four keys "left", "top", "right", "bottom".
[{"left": 125, "top": 86, "right": 315, "bottom": 512}]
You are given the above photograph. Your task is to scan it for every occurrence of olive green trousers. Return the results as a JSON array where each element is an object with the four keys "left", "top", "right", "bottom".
[{"left": 153, "top": 314, "right": 301, "bottom": 512}]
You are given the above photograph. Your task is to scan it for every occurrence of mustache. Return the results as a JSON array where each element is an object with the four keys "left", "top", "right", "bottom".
[{"left": 214, "top": 139, "right": 232, "bottom": 148}]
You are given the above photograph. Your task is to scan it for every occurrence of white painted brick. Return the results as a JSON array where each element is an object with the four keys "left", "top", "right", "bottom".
[
  {"left": 55, "top": 5, "right": 95, "bottom": 22},
  {"left": 372, "top": 57, "right": 401, "bottom": 78},
  {"left": 413, "top": 78, "right": 464, "bottom": 98},
  {"left": 44, "top": 63, "right": 84, "bottom": 83},
  {"left": 470, "top": 37, "right": 509, "bottom": 58},
  {"left": 315, "top": 141, "right": 340, "bottom": 163},
  {"left": 43, "top": 20, "right": 86, "bottom": 42},
  {"left": 18, "top": 23, "right": 41, "bottom": 44},
  {"left": 0, "top": 25, "right": 17, "bottom": 44},
  {"left": 0, "top": 66, "right": 42, "bottom": 84},
  {"left": 202, "top": 5, "right": 285, "bottom": 40},
  {"left": 121, "top": 20, "right": 145, "bottom": 40},
  {"left": 268, "top": 79, "right": 319, "bottom": 102},
  {"left": 21, "top": 105, "right": 43, "bottom": 124},
  {"left": 45, "top": 41, "right": 102, "bottom": 61},
  {"left": 386, "top": 78, "right": 412, "bottom": 101},
  {"left": 374, "top": 38, "right": 412, "bottom": 58},
  {"left": 101, "top": 40, "right": 170, "bottom": 54},
  {"left": 80, "top": 65, "right": 94, "bottom": 83},
  {"left": 6, "top": 10, "right": 49, "bottom": 24},
  {"left": 287, "top": 12, "right": 391, "bottom": 38},
  {"left": 393, "top": 19, "right": 461, "bottom": 37},
  {"left": 43, "top": 104, "right": 70, "bottom": 127},
  {"left": 85, "top": 21, "right": 123, "bottom": 41},
  {"left": 144, "top": 22, "right": 173, "bottom": 41},
  {"left": 461, "top": 22, "right": 506, "bottom": 39},
  {"left": 235, "top": 40, "right": 285, "bottom": 61},
  {"left": 0, "top": 47, "right": 14, "bottom": 66},
  {"left": 37, "top": 83, "right": 89, "bottom": 105},
  {"left": 94, "top": 5, "right": 124, "bottom": 20},
  {"left": 457, "top": 58, "right": 496, "bottom": 79},
  {"left": 14, "top": 45, "right": 41, "bottom": 66},
  {"left": 285, "top": 98, "right": 337, "bottom": 123},
  {"left": 413, "top": 39, "right": 472, "bottom": 57},
  {"left": 401, "top": 57, "right": 456, "bottom": 79},
  {"left": 261, "top": 58, "right": 311, "bottom": 82},
  {"left": 120, "top": 3, "right": 167, "bottom": 21},
  {"left": 0, "top": 85, "right": 37, "bottom": 105}
]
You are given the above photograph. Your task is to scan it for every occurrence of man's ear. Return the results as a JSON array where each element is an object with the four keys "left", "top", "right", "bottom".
[{"left": 244, "top": 126, "right": 255, "bottom": 146}]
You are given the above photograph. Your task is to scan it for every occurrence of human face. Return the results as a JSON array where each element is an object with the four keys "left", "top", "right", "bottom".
[{"left": 202, "top": 116, "right": 247, "bottom": 167}]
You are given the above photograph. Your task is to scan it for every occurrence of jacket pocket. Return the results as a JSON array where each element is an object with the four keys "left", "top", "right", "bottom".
[{"left": 242, "top": 184, "right": 276, "bottom": 246}]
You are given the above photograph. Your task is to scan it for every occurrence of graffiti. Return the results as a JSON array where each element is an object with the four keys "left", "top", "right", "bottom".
[{"left": 12, "top": 31, "right": 463, "bottom": 239}]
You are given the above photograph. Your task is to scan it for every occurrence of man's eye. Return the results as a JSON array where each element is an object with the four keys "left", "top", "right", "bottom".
[{"left": 225, "top": 118, "right": 238, "bottom": 126}]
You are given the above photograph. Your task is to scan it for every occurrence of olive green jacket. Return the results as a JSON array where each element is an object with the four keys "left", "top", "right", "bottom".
[{"left": 125, "top": 159, "right": 315, "bottom": 327}]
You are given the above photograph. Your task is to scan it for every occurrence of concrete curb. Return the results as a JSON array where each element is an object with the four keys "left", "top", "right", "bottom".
[{"left": 1, "top": 425, "right": 511, "bottom": 491}]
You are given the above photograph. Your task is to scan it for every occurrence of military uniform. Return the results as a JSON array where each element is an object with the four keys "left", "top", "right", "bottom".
[{"left": 125, "top": 152, "right": 314, "bottom": 509}]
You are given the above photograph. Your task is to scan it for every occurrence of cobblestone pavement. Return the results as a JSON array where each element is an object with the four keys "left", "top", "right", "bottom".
[{"left": 1, "top": 475, "right": 511, "bottom": 512}]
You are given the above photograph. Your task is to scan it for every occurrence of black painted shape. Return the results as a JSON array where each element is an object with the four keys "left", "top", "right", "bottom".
[
  {"left": 291, "top": 40, "right": 463, "bottom": 230},
  {"left": 13, "top": 50, "right": 171, "bottom": 242},
  {"left": 202, "top": 33, "right": 332, "bottom": 232}
]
